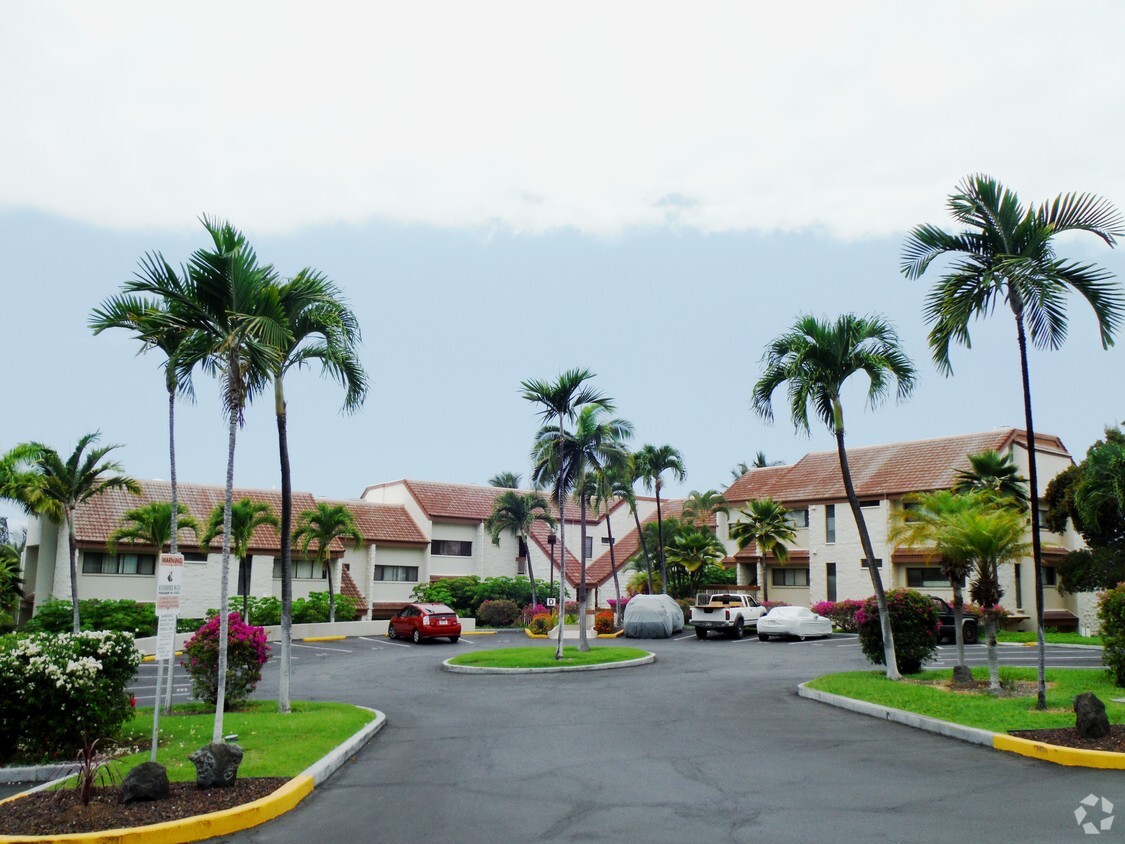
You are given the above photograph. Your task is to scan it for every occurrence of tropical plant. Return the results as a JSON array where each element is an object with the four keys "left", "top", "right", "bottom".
[
  {"left": 616, "top": 456, "right": 656, "bottom": 593},
  {"left": 681, "top": 489, "right": 727, "bottom": 529},
  {"left": 593, "top": 461, "right": 632, "bottom": 627},
  {"left": 903, "top": 173, "right": 1125, "bottom": 707},
  {"left": 728, "top": 497, "right": 796, "bottom": 603},
  {"left": 0, "top": 435, "right": 139, "bottom": 633},
  {"left": 476, "top": 599, "right": 522, "bottom": 627},
  {"left": 729, "top": 452, "right": 783, "bottom": 481},
  {"left": 664, "top": 529, "right": 727, "bottom": 595},
  {"left": 952, "top": 449, "right": 1029, "bottom": 509},
  {"left": 855, "top": 589, "right": 940, "bottom": 675},
  {"left": 634, "top": 444, "right": 686, "bottom": 596},
  {"left": 200, "top": 499, "right": 280, "bottom": 621},
  {"left": 292, "top": 502, "right": 364, "bottom": 623},
  {"left": 181, "top": 612, "right": 271, "bottom": 709},
  {"left": 488, "top": 472, "right": 523, "bottom": 489},
  {"left": 1097, "top": 584, "right": 1125, "bottom": 686},
  {"left": 752, "top": 312, "right": 916, "bottom": 680},
  {"left": 521, "top": 368, "right": 612, "bottom": 658},
  {"left": 106, "top": 501, "right": 200, "bottom": 555},
  {"left": 484, "top": 490, "right": 555, "bottom": 609},
  {"left": 0, "top": 543, "right": 23, "bottom": 627}
]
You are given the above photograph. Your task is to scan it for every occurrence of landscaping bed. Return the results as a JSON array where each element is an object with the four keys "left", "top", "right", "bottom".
[{"left": 1010, "top": 726, "right": 1125, "bottom": 753}]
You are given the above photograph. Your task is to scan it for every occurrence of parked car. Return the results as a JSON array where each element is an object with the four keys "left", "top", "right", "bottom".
[
  {"left": 757, "top": 606, "right": 832, "bottom": 641},
  {"left": 623, "top": 593, "right": 685, "bottom": 638},
  {"left": 928, "top": 595, "right": 979, "bottom": 645},
  {"left": 388, "top": 603, "right": 462, "bottom": 643},
  {"left": 690, "top": 592, "right": 765, "bottom": 639}
]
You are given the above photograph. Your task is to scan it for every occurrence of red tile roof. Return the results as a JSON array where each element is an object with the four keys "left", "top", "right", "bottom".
[
  {"left": 319, "top": 499, "right": 427, "bottom": 546},
  {"left": 339, "top": 564, "right": 366, "bottom": 607}
]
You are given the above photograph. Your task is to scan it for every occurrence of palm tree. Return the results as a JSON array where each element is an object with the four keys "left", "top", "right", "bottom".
[
  {"left": 0, "top": 542, "right": 24, "bottom": 624},
  {"left": 616, "top": 456, "right": 656, "bottom": 593},
  {"left": 488, "top": 472, "right": 522, "bottom": 489},
  {"left": 292, "top": 502, "right": 364, "bottom": 623},
  {"left": 904, "top": 174, "right": 1125, "bottom": 706},
  {"left": 681, "top": 489, "right": 727, "bottom": 529},
  {"left": 107, "top": 501, "right": 200, "bottom": 555},
  {"left": 728, "top": 497, "right": 797, "bottom": 603},
  {"left": 484, "top": 490, "right": 556, "bottom": 608},
  {"left": 952, "top": 449, "right": 1029, "bottom": 510},
  {"left": 124, "top": 216, "right": 284, "bottom": 740},
  {"left": 533, "top": 405, "right": 632, "bottom": 651},
  {"left": 1, "top": 435, "right": 139, "bottom": 633},
  {"left": 200, "top": 499, "right": 280, "bottom": 620},
  {"left": 634, "top": 444, "right": 686, "bottom": 596},
  {"left": 753, "top": 313, "right": 916, "bottom": 680},
  {"left": 665, "top": 529, "right": 726, "bottom": 597},
  {"left": 592, "top": 464, "right": 628, "bottom": 627},
  {"left": 267, "top": 270, "right": 367, "bottom": 714},
  {"left": 521, "top": 369, "right": 611, "bottom": 659}
]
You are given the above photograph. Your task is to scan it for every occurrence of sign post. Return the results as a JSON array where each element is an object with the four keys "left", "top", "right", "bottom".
[{"left": 151, "top": 554, "right": 183, "bottom": 762}]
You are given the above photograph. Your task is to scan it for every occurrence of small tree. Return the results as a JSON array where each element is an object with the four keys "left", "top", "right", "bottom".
[
  {"left": 200, "top": 499, "right": 280, "bottom": 621},
  {"left": 728, "top": 498, "right": 796, "bottom": 603},
  {"left": 856, "top": 589, "right": 940, "bottom": 675},
  {"left": 292, "top": 503, "right": 364, "bottom": 623},
  {"left": 181, "top": 613, "right": 271, "bottom": 709}
]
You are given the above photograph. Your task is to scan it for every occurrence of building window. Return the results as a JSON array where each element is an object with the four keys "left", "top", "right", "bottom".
[
  {"left": 860, "top": 558, "right": 883, "bottom": 568},
  {"left": 906, "top": 567, "right": 948, "bottom": 588},
  {"left": 584, "top": 537, "right": 593, "bottom": 559},
  {"left": 601, "top": 537, "right": 612, "bottom": 545},
  {"left": 1042, "top": 565, "right": 1057, "bottom": 587},
  {"left": 826, "top": 563, "right": 837, "bottom": 602},
  {"left": 825, "top": 504, "right": 836, "bottom": 543},
  {"left": 374, "top": 565, "right": 419, "bottom": 582},
  {"left": 183, "top": 552, "right": 208, "bottom": 563},
  {"left": 273, "top": 558, "right": 321, "bottom": 579},
  {"left": 860, "top": 499, "right": 880, "bottom": 508},
  {"left": 771, "top": 567, "right": 809, "bottom": 587},
  {"left": 785, "top": 508, "right": 809, "bottom": 529},
  {"left": 82, "top": 552, "right": 156, "bottom": 575},
  {"left": 431, "top": 540, "right": 472, "bottom": 557}
]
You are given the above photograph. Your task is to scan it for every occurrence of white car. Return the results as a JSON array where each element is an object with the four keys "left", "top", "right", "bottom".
[{"left": 756, "top": 606, "right": 833, "bottom": 641}]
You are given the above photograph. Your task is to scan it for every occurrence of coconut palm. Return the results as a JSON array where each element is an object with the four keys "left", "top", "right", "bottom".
[
  {"left": 952, "top": 450, "right": 1029, "bottom": 510},
  {"left": 904, "top": 174, "right": 1125, "bottom": 706},
  {"left": 681, "top": 489, "right": 727, "bottom": 530},
  {"left": 753, "top": 313, "right": 916, "bottom": 680},
  {"left": 592, "top": 464, "right": 629, "bottom": 627},
  {"left": 200, "top": 499, "right": 280, "bottom": 620},
  {"left": 635, "top": 444, "right": 686, "bottom": 596},
  {"left": 728, "top": 497, "right": 796, "bottom": 603},
  {"left": 484, "top": 490, "right": 556, "bottom": 608},
  {"left": 665, "top": 529, "right": 727, "bottom": 597},
  {"left": 292, "top": 503, "right": 364, "bottom": 623},
  {"left": 107, "top": 502, "right": 200, "bottom": 555},
  {"left": 616, "top": 456, "right": 656, "bottom": 593},
  {"left": 0, "top": 435, "right": 139, "bottom": 633},
  {"left": 521, "top": 368, "right": 611, "bottom": 658},
  {"left": 488, "top": 472, "right": 523, "bottom": 489}
]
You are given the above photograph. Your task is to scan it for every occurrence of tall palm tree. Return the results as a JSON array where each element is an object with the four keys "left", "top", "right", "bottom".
[
  {"left": 124, "top": 216, "right": 284, "bottom": 740},
  {"left": 665, "top": 529, "right": 726, "bottom": 597},
  {"left": 0, "top": 435, "right": 139, "bottom": 633},
  {"left": 533, "top": 405, "right": 632, "bottom": 651},
  {"left": 484, "top": 490, "right": 556, "bottom": 608},
  {"left": 200, "top": 499, "right": 280, "bottom": 620},
  {"left": 292, "top": 502, "right": 364, "bottom": 623},
  {"left": 634, "top": 444, "right": 686, "bottom": 596},
  {"left": 268, "top": 269, "right": 367, "bottom": 714},
  {"left": 488, "top": 472, "right": 523, "bottom": 489},
  {"left": 592, "top": 464, "right": 629, "bottom": 627},
  {"left": 616, "top": 456, "right": 656, "bottom": 592},
  {"left": 521, "top": 369, "right": 611, "bottom": 658},
  {"left": 681, "top": 489, "right": 727, "bottom": 530},
  {"left": 904, "top": 174, "right": 1124, "bottom": 706},
  {"left": 753, "top": 313, "right": 916, "bottom": 680},
  {"left": 728, "top": 497, "right": 797, "bottom": 603},
  {"left": 952, "top": 449, "right": 1030, "bottom": 509},
  {"left": 107, "top": 501, "right": 200, "bottom": 555}
]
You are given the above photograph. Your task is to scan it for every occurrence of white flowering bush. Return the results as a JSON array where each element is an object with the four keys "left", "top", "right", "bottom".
[{"left": 0, "top": 630, "right": 140, "bottom": 763}]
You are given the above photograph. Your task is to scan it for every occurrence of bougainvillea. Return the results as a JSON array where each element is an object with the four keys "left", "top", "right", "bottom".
[
  {"left": 594, "top": 611, "right": 615, "bottom": 634},
  {"left": 855, "top": 589, "right": 940, "bottom": 674},
  {"left": 811, "top": 600, "right": 865, "bottom": 633},
  {"left": 181, "top": 612, "right": 271, "bottom": 709}
]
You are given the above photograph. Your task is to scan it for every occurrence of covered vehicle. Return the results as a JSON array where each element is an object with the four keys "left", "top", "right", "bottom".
[
  {"left": 756, "top": 606, "right": 832, "bottom": 641},
  {"left": 623, "top": 594, "right": 685, "bottom": 638}
]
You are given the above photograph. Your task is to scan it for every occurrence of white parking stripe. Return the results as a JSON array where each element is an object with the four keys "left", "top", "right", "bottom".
[{"left": 292, "top": 643, "right": 353, "bottom": 653}]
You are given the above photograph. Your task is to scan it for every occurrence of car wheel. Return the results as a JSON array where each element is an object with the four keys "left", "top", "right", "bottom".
[
  {"left": 449, "top": 635, "right": 459, "bottom": 643},
  {"left": 962, "top": 621, "right": 979, "bottom": 645},
  {"left": 695, "top": 627, "right": 707, "bottom": 639},
  {"left": 758, "top": 633, "right": 769, "bottom": 641},
  {"left": 387, "top": 624, "right": 397, "bottom": 639},
  {"left": 732, "top": 619, "right": 745, "bottom": 639},
  {"left": 412, "top": 629, "right": 421, "bottom": 644}
]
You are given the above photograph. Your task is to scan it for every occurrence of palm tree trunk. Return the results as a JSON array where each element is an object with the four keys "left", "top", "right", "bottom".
[
  {"left": 276, "top": 380, "right": 293, "bottom": 714},
  {"left": 606, "top": 502, "right": 622, "bottom": 628},
  {"left": 578, "top": 492, "right": 589, "bottom": 652},
  {"left": 655, "top": 484, "right": 668, "bottom": 595},
  {"left": 67, "top": 510, "right": 80, "bottom": 634},
  {"left": 757, "top": 558, "right": 768, "bottom": 603},
  {"left": 212, "top": 397, "right": 238, "bottom": 743},
  {"left": 631, "top": 503, "right": 654, "bottom": 592},
  {"left": 521, "top": 534, "right": 537, "bottom": 609},
  {"left": 327, "top": 558, "right": 336, "bottom": 623},
  {"left": 985, "top": 613, "right": 1000, "bottom": 691},
  {"left": 1012, "top": 308, "right": 1048, "bottom": 709},
  {"left": 164, "top": 385, "right": 178, "bottom": 715},
  {"left": 951, "top": 582, "right": 969, "bottom": 683},
  {"left": 555, "top": 415, "right": 566, "bottom": 660},
  {"left": 834, "top": 410, "right": 900, "bottom": 681}
]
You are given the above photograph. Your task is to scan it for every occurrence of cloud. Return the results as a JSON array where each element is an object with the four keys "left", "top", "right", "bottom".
[{"left": 3, "top": 1, "right": 1124, "bottom": 238}]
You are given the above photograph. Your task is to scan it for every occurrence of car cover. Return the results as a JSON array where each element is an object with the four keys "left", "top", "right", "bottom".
[{"left": 623, "top": 594, "right": 684, "bottom": 638}]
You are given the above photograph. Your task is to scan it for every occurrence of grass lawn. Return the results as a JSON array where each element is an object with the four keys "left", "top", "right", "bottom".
[
  {"left": 806, "top": 667, "right": 1125, "bottom": 733},
  {"left": 447, "top": 645, "right": 647, "bottom": 669},
  {"left": 103, "top": 701, "right": 375, "bottom": 782},
  {"left": 996, "top": 630, "right": 1102, "bottom": 646}
]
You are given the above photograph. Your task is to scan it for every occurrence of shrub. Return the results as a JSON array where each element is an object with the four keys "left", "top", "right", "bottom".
[
  {"left": 22, "top": 598, "right": 157, "bottom": 637},
  {"left": 528, "top": 613, "right": 554, "bottom": 635},
  {"left": 761, "top": 601, "right": 790, "bottom": 612},
  {"left": 1097, "top": 584, "right": 1125, "bottom": 686},
  {"left": 855, "top": 589, "right": 940, "bottom": 674},
  {"left": 181, "top": 613, "right": 271, "bottom": 709},
  {"left": 675, "top": 599, "right": 692, "bottom": 624},
  {"left": 594, "top": 611, "right": 615, "bottom": 634},
  {"left": 518, "top": 603, "right": 549, "bottom": 627},
  {"left": 476, "top": 599, "right": 521, "bottom": 627},
  {"left": 245, "top": 596, "right": 282, "bottom": 626},
  {"left": 0, "top": 630, "right": 140, "bottom": 763},
  {"left": 411, "top": 576, "right": 562, "bottom": 616},
  {"left": 210, "top": 593, "right": 358, "bottom": 626},
  {"left": 606, "top": 596, "right": 630, "bottom": 614},
  {"left": 811, "top": 599, "right": 864, "bottom": 633}
]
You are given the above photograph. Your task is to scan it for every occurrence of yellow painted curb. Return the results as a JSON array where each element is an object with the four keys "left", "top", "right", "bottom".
[
  {"left": 597, "top": 630, "right": 625, "bottom": 638},
  {"left": 0, "top": 775, "right": 315, "bottom": 844},
  {"left": 142, "top": 652, "right": 183, "bottom": 662},
  {"left": 524, "top": 630, "right": 549, "bottom": 639},
  {"left": 302, "top": 636, "right": 346, "bottom": 643},
  {"left": 993, "top": 735, "right": 1125, "bottom": 769}
]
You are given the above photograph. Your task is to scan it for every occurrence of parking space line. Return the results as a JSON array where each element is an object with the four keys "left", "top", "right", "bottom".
[
  {"left": 381, "top": 640, "right": 411, "bottom": 648},
  {"left": 292, "top": 643, "right": 353, "bottom": 653}
]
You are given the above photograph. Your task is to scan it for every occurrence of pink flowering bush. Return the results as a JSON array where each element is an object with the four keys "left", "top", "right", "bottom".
[
  {"left": 811, "top": 600, "right": 865, "bottom": 633},
  {"left": 181, "top": 612, "right": 271, "bottom": 709},
  {"left": 855, "top": 589, "right": 939, "bottom": 674},
  {"left": 518, "top": 603, "right": 550, "bottom": 627},
  {"left": 761, "top": 601, "right": 791, "bottom": 612}
]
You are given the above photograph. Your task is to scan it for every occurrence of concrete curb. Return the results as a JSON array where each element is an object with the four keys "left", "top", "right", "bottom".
[
  {"left": 0, "top": 707, "right": 387, "bottom": 843},
  {"left": 0, "top": 763, "right": 80, "bottom": 785},
  {"left": 442, "top": 652, "right": 655, "bottom": 674},
  {"left": 797, "top": 683, "right": 1125, "bottom": 768}
]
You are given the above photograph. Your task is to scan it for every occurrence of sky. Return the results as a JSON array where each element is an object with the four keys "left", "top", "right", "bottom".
[{"left": 2, "top": 1, "right": 1124, "bottom": 534}]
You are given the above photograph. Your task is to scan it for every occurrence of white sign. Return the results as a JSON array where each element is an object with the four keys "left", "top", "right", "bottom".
[
  {"left": 156, "top": 614, "right": 177, "bottom": 661},
  {"left": 156, "top": 554, "right": 184, "bottom": 616}
]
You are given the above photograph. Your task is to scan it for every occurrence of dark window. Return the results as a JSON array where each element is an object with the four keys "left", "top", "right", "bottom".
[
  {"left": 273, "top": 558, "right": 319, "bottom": 579},
  {"left": 1042, "top": 565, "right": 1057, "bottom": 587},
  {"left": 374, "top": 565, "right": 419, "bottom": 582},
  {"left": 859, "top": 499, "right": 880, "bottom": 508},
  {"left": 786, "top": 508, "right": 809, "bottom": 528},
  {"left": 82, "top": 552, "right": 155, "bottom": 575},
  {"left": 584, "top": 537, "right": 593, "bottom": 559},
  {"left": 431, "top": 540, "right": 472, "bottom": 557},
  {"left": 771, "top": 567, "right": 809, "bottom": 587},
  {"left": 183, "top": 552, "right": 208, "bottom": 563},
  {"left": 860, "top": 558, "right": 883, "bottom": 568},
  {"left": 825, "top": 504, "right": 836, "bottom": 543},
  {"left": 906, "top": 567, "right": 947, "bottom": 588},
  {"left": 601, "top": 537, "right": 612, "bottom": 545},
  {"left": 826, "top": 563, "right": 837, "bottom": 602}
]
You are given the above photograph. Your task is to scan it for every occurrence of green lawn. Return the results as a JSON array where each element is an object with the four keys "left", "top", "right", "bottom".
[
  {"left": 447, "top": 645, "right": 648, "bottom": 668},
  {"left": 104, "top": 701, "right": 375, "bottom": 782},
  {"left": 996, "top": 630, "right": 1102, "bottom": 646},
  {"left": 806, "top": 667, "right": 1125, "bottom": 733}
]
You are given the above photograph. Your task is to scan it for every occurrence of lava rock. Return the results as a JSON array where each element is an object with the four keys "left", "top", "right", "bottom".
[
  {"left": 119, "top": 761, "right": 170, "bottom": 804},
  {"left": 1074, "top": 692, "right": 1111, "bottom": 739},
  {"left": 188, "top": 742, "right": 244, "bottom": 788}
]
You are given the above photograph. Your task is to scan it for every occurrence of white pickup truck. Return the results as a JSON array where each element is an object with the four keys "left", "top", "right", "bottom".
[{"left": 689, "top": 593, "right": 766, "bottom": 639}]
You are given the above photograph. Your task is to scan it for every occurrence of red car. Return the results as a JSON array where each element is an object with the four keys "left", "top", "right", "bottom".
[{"left": 388, "top": 603, "right": 462, "bottom": 643}]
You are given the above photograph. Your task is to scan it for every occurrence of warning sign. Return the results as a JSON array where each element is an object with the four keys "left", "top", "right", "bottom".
[{"left": 156, "top": 554, "right": 183, "bottom": 617}]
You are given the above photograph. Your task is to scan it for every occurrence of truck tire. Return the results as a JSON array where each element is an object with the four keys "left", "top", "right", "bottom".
[
  {"left": 962, "top": 620, "right": 979, "bottom": 645},
  {"left": 695, "top": 626, "right": 707, "bottom": 639},
  {"left": 758, "top": 633, "right": 769, "bottom": 641},
  {"left": 732, "top": 618, "right": 745, "bottom": 639}
]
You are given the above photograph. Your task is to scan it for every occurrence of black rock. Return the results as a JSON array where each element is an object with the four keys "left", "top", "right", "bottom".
[
  {"left": 188, "top": 742, "right": 244, "bottom": 788},
  {"left": 120, "top": 761, "right": 170, "bottom": 804},
  {"left": 1074, "top": 692, "right": 1111, "bottom": 739}
]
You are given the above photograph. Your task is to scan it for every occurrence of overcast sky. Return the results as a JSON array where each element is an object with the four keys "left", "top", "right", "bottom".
[{"left": 3, "top": 2, "right": 1124, "bottom": 533}]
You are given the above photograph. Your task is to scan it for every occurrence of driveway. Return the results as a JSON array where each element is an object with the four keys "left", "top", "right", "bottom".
[{"left": 210, "top": 634, "right": 1120, "bottom": 844}]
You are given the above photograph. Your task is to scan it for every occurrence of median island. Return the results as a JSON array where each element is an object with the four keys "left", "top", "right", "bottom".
[{"left": 445, "top": 645, "right": 652, "bottom": 672}]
